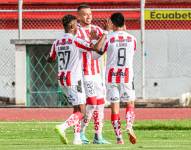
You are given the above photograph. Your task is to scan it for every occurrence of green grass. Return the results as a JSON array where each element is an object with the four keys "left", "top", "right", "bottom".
[{"left": 0, "top": 120, "right": 191, "bottom": 150}]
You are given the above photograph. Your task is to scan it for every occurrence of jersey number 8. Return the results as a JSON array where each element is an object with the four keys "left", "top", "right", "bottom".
[{"left": 117, "top": 48, "right": 126, "bottom": 66}]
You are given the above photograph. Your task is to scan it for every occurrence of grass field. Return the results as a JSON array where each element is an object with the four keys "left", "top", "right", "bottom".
[{"left": 0, "top": 120, "right": 191, "bottom": 150}]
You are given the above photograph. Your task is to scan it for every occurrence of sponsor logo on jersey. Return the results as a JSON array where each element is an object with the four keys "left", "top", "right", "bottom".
[
  {"left": 110, "top": 97, "right": 119, "bottom": 101},
  {"left": 112, "top": 71, "right": 128, "bottom": 77},
  {"left": 121, "top": 92, "right": 130, "bottom": 99},
  {"left": 67, "top": 95, "right": 75, "bottom": 102}
]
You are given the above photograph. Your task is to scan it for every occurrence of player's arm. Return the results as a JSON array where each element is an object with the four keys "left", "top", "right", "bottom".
[
  {"left": 93, "top": 33, "right": 108, "bottom": 55},
  {"left": 134, "top": 37, "right": 137, "bottom": 51},
  {"left": 47, "top": 40, "right": 57, "bottom": 63},
  {"left": 74, "top": 38, "right": 94, "bottom": 52},
  {"left": 91, "top": 19, "right": 112, "bottom": 55}
]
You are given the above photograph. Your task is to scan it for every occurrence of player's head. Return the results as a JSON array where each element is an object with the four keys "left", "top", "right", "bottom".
[
  {"left": 110, "top": 13, "right": 125, "bottom": 29},
  {"left": 62, "top": 14, "right": 77, "bottom": 34},
  {"left": 77, "top": 4, "right": 92, "bottom": 26}
]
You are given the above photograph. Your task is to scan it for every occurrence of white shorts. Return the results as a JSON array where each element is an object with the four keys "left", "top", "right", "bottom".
[
  {"left": 83, "top": 75, "right": 105, "bottom": 105},
  {"left": 59, "top": 80, "right": 86, "bottom": 106},
  {"left": 106, "top": 82, "right": 135, "bottom": 103}
]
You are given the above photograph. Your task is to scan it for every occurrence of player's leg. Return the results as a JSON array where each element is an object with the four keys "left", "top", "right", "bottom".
[
  {"left": 92, "top": 104, "right": 103, "bottom": 143},
  {"left": 80, "top": 77, "right": 97, "bottom": 144},
  {"left": 126, "top": 101, "right": 136, "bottom": 144},
  {"left": 111, "top": 102, "right": 124, "bottom": 144},
  {"left": 73, "top": 103, "right": 86, "bottom": 145},
  {"left": 121, "top": 83, "right": 136, "bottom": 144},
  {"left": 55, "top": 105, "right": 83, "bottom": 144},
  {"left": 93, "top": 77, "right": 110, "bottom": 144},
  {"left": 80, "top": 102, "right": 97, "bottom": 144},
  {"left": 73, "top": 81, "right": 86, "bottom": 144},
  {"left": 55, "top": 85, "right": 85, "bottom": 144},
  {"left": 107, "top": 83, "right": 124, "bottom": 144}
]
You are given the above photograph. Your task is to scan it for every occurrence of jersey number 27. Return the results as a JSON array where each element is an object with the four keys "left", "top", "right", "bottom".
[{"left": 58, "top": 51, "right": 71, "bottom": 70}]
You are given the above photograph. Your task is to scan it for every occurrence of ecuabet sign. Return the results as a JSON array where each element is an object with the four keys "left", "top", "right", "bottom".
[{"left": 145, "top": 10, "right": 191, "bottom": 20}]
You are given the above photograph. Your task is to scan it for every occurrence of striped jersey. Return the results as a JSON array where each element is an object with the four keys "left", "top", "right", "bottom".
[
  {"left": 102, "top": 31, "right": 137, "bottom": 84},
  {"left": 77, "top": 24, "right": 103, "bottom": 76},
  {"left": 49, "top": 33, "right": 91, "bottom": 86}
]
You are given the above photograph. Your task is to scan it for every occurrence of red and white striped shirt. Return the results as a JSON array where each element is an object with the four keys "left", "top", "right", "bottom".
[
  {"left": 102, "top": 31, "right": 137, "bottom": 84},
  {"left": 49, "top": 33, "right": 91, "bottom": 86},
  {"left": 77, "top": 24, "right": 103, "bottom": 76}
]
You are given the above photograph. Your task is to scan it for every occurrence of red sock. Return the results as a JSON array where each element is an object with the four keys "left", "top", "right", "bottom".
[{"left": 111, "top": 114, "right": 122, "bottom": 140}]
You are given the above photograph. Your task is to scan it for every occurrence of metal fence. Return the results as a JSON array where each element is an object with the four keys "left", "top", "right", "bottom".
[
  {"left": 0, "top": 1, "right": 191, "bottom": 106},
  {"left": 0, "top": 10, "right": 17, "bottom": 104}
]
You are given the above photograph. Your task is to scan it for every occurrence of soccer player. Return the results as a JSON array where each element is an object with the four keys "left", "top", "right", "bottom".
[
  {"left": 76, "top": 4, "right": 110, "bottom": 144},
  {"left": 94, "top": 13, "right": 137, "bottom": 144},
  {"left": 47, "top": 14, "right": 93, "bottom": 145}
]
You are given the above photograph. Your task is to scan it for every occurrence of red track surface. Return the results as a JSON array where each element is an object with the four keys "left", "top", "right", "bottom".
[{"left": 0, "top": 108, "right": 191, "bottom": 121}]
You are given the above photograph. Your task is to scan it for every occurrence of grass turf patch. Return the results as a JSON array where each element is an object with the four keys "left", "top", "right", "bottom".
[{"left": 0, "top": 120, "right": 191, "bottom": 150}]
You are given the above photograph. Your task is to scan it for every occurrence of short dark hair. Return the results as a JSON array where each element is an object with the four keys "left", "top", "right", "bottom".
[
  {"left": 77, "top": 4, "right": 91, "bottom": 12},
  {"left": 110, "top": 13, "right": 125, "bottom": 27},
  {"left": 62, "top": 14, "right": 77, "bottom": 30}
]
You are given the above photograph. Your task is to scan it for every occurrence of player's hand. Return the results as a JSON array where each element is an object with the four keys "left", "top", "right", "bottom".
[
  {"left": 90, "top": 29, "right": 99, "bottom": 40},
  {"left": 46, "top": 54, "right": 53, "bottom": 63},
  {"left": 105, "top": 19, "right": 113, "bottom": 31}
]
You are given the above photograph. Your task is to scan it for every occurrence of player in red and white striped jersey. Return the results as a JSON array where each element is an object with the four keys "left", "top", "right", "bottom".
[
  {"left": 47, "top": 14, "right": 92, "bottom": 145},
  {"left": 95, "top": 13, "right": 137, "bottom": 144},
  {"left": 77, "top": 4, "right": 110, "bottom": 144},
  {"left": 49, "top": 33, "right": 92, "bottom": 87}
]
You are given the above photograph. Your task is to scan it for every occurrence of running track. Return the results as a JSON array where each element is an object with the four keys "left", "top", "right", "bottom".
[{"left": 0, "top": 108, "right": 191, "bottom": 121}]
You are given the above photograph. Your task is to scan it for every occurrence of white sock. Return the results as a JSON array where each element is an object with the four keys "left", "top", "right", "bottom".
[
  {"left": 59, "top": 112, "right": 82, "bottom": 133},
  {"left": 93, "top": 104, "right": 104, "bottom": 138},
  {"left": 81, "top": 105, "right": 96, "bottom": 133}
]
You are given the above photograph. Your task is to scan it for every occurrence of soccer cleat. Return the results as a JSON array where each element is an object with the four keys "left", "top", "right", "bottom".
[
  {"left": 127, "top": 127, "right": 137, "bottom": 144},
  {"left": 80, "top": 132, "right": 90, "bottom": 144},
  {"left": 54, "top": 125, "right": 68, "bottom": 144},
  {"left": 93, "top": 136, "right": 111, "bottom": 144}
]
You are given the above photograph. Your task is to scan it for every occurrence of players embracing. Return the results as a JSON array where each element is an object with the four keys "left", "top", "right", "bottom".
[{"left": 50, "top": 4, "right": 137, "bottom": 145}]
